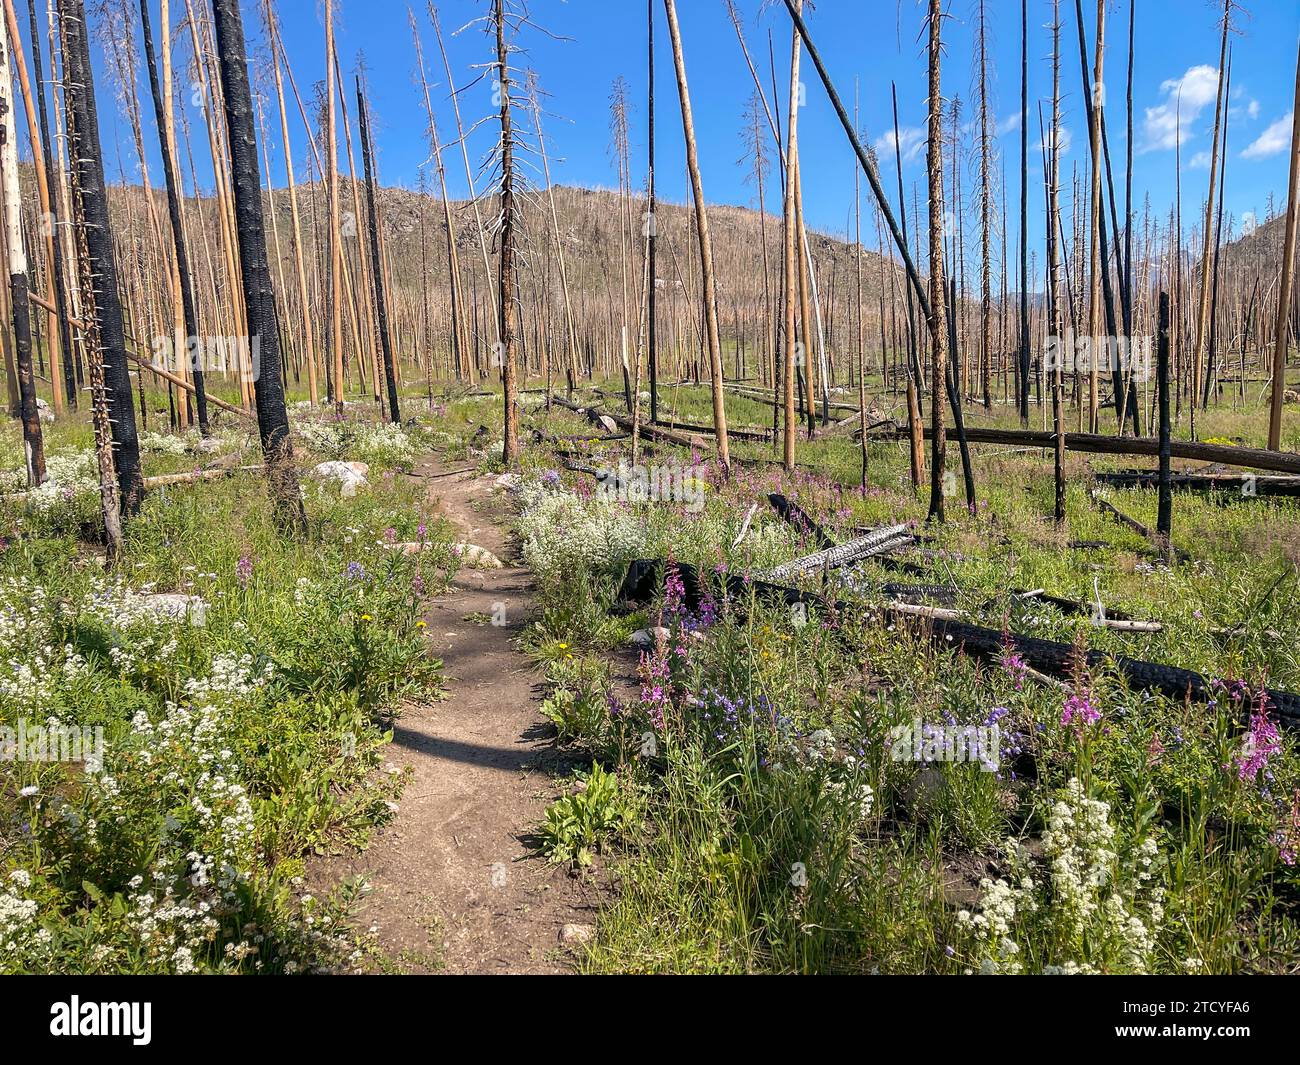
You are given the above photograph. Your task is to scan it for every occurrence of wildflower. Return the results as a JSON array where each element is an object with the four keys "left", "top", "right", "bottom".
[
  {"left": 19, "top": 786, "right": 39, "bottom": 798},
  {"left": 235, "top": 555, "right": 254, "bottom": 589},
  {"left": 1234, "top": 697, "right": 1281, "bottom": 784},
  {"left": 346, "top": 561, "right": 367, "bottom": 581},
  {"left": 1146, "top": 731, "right": 1165, "bottom": 766},
  {"left": 998, "top": 631, "right": 1028, "bottom": 690},
  {"left": 1060, "top": 692, "right": 1101, "bottom": 729}
]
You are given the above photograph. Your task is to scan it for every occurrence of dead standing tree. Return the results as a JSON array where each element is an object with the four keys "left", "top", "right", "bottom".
[
  {"left": 209, "top": 0, "right": 306, "bottom": 531},
  {"left": 663, "top": 0, "right": 729, "bottom": 473},
  {"left": 139, "top": 0, "right": 210, "bottom": 435},
  {"left": 0, "top": 6, "right": 45, "bottom": 484},
  {"left": 357, "top": 75, "right": 401, "bottom": 424},
  {"left": 491, "top": 0, "right": 521, "bottom": 465},
  {"left": 57, "top": 0, "right": 142, "bottom": 513},
  {"left": 924, "top": 0, "right": 949, "bottom": 522}
]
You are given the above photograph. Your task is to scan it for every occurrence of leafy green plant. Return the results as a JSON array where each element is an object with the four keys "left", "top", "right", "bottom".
[{"left": 541, "top": 763, "right": 634, "bottom": 868}]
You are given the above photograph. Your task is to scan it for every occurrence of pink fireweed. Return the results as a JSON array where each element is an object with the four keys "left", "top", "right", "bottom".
[
  {"left": 637, "top": 639, "right": 672, "bottom": 732},
  {"left": 1060, "top": 691, "right": 1101, "bottom": 728},
  {"left": 1233, "top": 693, "right": 1281, "bottom": 784},
  {"left": 998, "top": 629, "right": 1028, "bottom": 690}
]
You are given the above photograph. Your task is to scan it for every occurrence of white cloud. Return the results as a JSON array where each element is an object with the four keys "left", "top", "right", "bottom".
[
  {"left": 1241, "top": 112, "right": 1293, "bottom": 160},
  {"left": 997, "top": 112, "right": 1022, "bottom": 136},
  {"left": 1241, "top": 210, "right": 1258, "bottom": 236},
  {"left": 1036, "top": 126, "right": 1073, "bottom": 156},
  {"left": 1189, "top": 150, "right": 1211, "bottom": 169},
  {"left": 875, "top": 126, "right": 925, "bottom": 165},
  {"left": 1139, "top": 64, "right": 1221, "bottom": 153}
]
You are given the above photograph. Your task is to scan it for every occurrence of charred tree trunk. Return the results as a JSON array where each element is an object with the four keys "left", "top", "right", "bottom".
[
  {"left": 210, "top": 0, "right": 305, "bottom": 532},
  {"left": 57, "top": 0, "right": 141, "bottom": 512},
  {"left": 357, "top": 77, "right": 400, "bottom": 425},
  {"left": 925, "top": 0, "right": 949, "bottom": 523},
  {"left": 495, "top": 0, "right": 520, "bottom": 465}
]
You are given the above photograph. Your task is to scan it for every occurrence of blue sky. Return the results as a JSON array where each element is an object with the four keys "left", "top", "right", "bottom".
[{"left": 30, "top": 0, "right": 1300, "bottom": 281}]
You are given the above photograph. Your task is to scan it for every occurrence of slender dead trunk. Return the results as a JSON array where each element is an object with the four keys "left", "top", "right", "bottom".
[
  {"left": 266, "top": 0, "right": 318, "bottom": 403},
  {"left": 325, "top": 0, "right": 344, "bottom": 409},
  {"left": 1192, "top": 1, "right": 1231, "bottom": 422},
  {"left": 17, "top": 0, "right": 73, "bottom": 410},
  {"left": 140, "top": 0, "right": 208, "bottom": 434},
  {"left": 925, "top": 0, "right": 948, "bottom": 523},
  {"left": 210, "top": 0, "right": 305, "bottom": 532},
  {"left": 356, "top": 77, "right": 400, "bottom": 425},
  {"left": 57, "top": 0, "right": 141, "bottom": 512},
  {"left": 780, "top": 2, "right": 801, "bottom": 469},
  {"left": 1267, "top": 39, "right": 1300, "bottom": 451},
  {"left": 494, "top": 0, "right": 519, "bottom": 465},
  {"left": 1018, "top": 0, "right": 1030, "bottom": 425},
  {"left": 0, "top": 9, "right": 44, "bottom": 483},
  {"left": 647, "top": 0, "right": 658, "bottom": 424},
  {"left": 663, "top": 0, "right": 729, "bottom": 472}
]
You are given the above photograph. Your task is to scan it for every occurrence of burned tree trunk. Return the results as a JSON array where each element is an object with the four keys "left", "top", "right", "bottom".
[
  {"left": 57, "top": 0, "right": 141, "bottom": 512},
  {"left": 924, "top": 0, "right": 949, "bottom": 523},
  {"left": 494, "top": 0, "right": 520, "bottom": 465},
  {"left": 1268, "top": 40, "right": 1300, "bottom": 452},
  {"left": 664, "top": 0, "right": 729, "bottom": 473},
  {"left": 26, "top": 0, "right": 76, "bottom": 411},
  {"left": 139, "top": 0, "right": 208, "bottom": 435},
  {"left": 357, "top": 77, "right": 400, "bottom": 425},
  {"left": 209, "top": 0, "right": 305, "bottom": 532},
  {"left": 0, "top": 8, "right": 44, "bottom": 484}
]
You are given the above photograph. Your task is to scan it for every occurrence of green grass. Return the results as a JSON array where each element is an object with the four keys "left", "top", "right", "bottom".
[{"left": 483, "top": 379, "right": 1300, "bottom": 974}]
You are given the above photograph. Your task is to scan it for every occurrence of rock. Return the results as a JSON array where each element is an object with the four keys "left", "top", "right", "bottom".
[
  {"left": 136, "top": 593, "right": 207, "bottom": 627},
  {"left": 36, "top": 398, "right": 53, "bottom": 424},
  {"left": 453, "top": 543, "right": 503, "bottom": 568},
  {"left": 493, "top": 473, "right": 522, "bottom": 492},
  {"left": 596, "top": 414, "right": 619, "bottom": 434},
  {"left": 309, "top": 460, "right": 369, "bottom": 497},
  {"left": 559, "top": 923, "right": 594, "bottom": 946},
  {"left": 1284, "top": 389, "right": 1299, "bottom": 405},
  {"left": 627, "top": 626, "right": 670, "bottom": 649},
  {"left": 196, "top": 436, "right": 224, "bottom": 454}
]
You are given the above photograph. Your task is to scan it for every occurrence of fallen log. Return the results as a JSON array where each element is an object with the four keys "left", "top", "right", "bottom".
[
  {"left": 767, "top": 493, "right": 836, "bottom": 549},
  {"left": 1094, "top": 470, "right": 1300, "bottom": 497},
  {"left": 758, "top": 524, "right": 912, "bottom": 582},
  {"left": 865, "top": 423, "right": 1300, "bottom": 476},
  {"left": 614, "top": 559, "right": 1300, "bottom": 727},
  {"left": 1088, "top": 488, "right": 1191, "bottom": 562}
]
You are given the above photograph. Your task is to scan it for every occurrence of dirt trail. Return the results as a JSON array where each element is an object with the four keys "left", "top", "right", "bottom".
[{"left": 321, "top": 457, "right": 595, "bottom": 974}]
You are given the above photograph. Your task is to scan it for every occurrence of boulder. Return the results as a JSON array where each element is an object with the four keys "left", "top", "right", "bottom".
[{"left": 310, "top": 460, "right": 369, "bottom": 498}]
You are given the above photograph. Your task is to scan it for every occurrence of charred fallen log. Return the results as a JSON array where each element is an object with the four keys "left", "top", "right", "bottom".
[
  {"left": 614, "top": 558, "right": 1300, "bottom": 727},
  {"left": 1095, "top": 470, "right": 1300, "bottom": 497}
]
